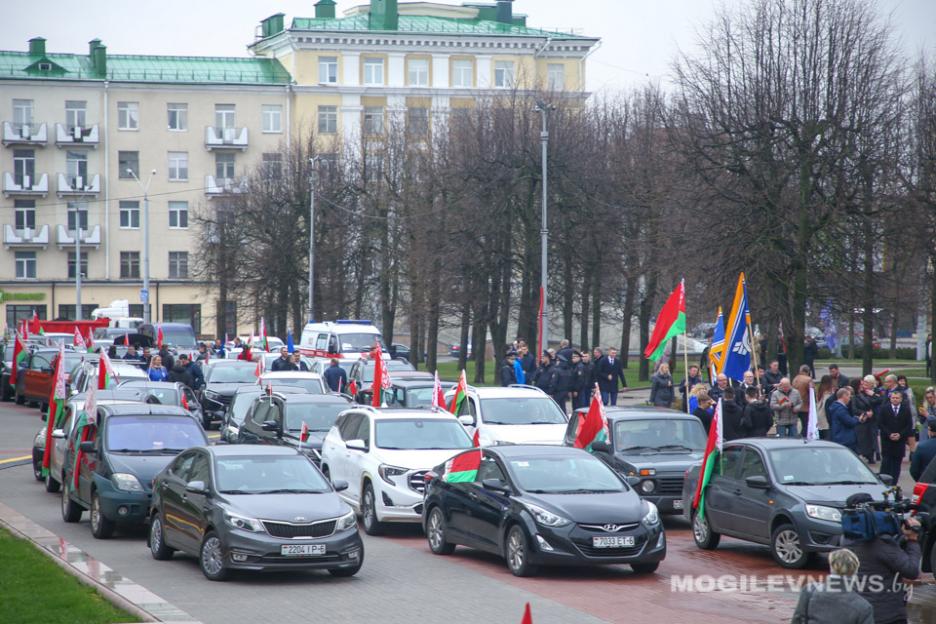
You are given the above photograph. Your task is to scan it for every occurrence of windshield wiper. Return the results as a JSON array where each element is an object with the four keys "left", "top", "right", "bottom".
[
  {"left": 782, "top": 481, "right": 814, "bottom": 486},
  {"left": 618, "top": 445, "right": 656, "bottom": 453},
  {"left": 655, "top": 444, "right": 694, "bottom": 452},
  {"left": 554, "top": 488, "right": 618, "bottom": 494},
  {"left": 528, "top": 420, "right": 563, "bottom": 425},
  {"left": 816, "top": 480, "right": 876, "bottom": 485},
  {"left": 107, "top": 448, "right": 148, "bottom": 454},
  {"left": 255, "top": 488, "right": 327, "bottom": 494},
  {"left": 218, "top": 489, "right": 259, "bottom": 495}
]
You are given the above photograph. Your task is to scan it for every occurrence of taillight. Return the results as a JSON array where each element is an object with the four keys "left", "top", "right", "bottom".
[{"left": 912, "top": 482, "right": 928, "bottom": 506}]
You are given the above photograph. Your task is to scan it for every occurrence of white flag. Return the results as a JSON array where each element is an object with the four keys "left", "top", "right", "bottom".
[{"left": 806, "top": 387, "right": 820, "bottom": 441}]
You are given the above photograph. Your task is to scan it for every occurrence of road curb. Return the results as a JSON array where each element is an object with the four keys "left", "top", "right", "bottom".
[{"left": 0, "top": 501, "right": 201, "bottom": 623}]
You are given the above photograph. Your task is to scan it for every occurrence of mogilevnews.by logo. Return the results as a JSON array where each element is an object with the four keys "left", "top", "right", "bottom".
[{"left": 670, "top": 574, "right": 914, "bottom": 596}]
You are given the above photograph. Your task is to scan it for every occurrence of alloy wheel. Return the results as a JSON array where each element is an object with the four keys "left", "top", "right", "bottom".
[
  {"left": 201, "top": 536, "right": 224, "bottom": 576},
  {"left": 428, "top": 510, "right": 443, "bottom": 550},
  {"left": 507, "top": 530, "right": 524, "bottom": 572},
  {"left": 150, "top": 517, "right": 163, "bottom": 554},
  {"left": 774, "top": 529, "right": 803, "bottom": 564}
]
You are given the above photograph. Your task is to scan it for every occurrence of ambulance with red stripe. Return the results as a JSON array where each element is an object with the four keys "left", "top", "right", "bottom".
[{"left": 298, "top": 320, "right": 388, "bottom": 361}]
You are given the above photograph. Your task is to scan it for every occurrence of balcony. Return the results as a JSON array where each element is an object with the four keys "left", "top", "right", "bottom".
[
  {"left": 3, "top": 172, "right": 48, "bottom": 197},
  {"left": 205, "top": 175, "right": 248, "bottom": 197},
  {"left": 57, "top": 173, "right": 101, "bottom": 197},
  {"left": 205, "top": 126, "right": 248, "bottom": 151},
  {"left": 56, "top": 224, "right": 101, "bottom": 249},
  {"left": 2, "top": 121, "right": 48, "bottom": 147},
  {"left": 3, "top": 224, "right": 49, "bottom": 248},
  {"left": 55, "top": 123, "right": 99, "bottom": 148}
]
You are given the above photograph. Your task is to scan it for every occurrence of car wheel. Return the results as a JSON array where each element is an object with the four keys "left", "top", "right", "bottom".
[
  {"left": 45, "top": 471, "right": 61, "bottom": 493},
  {"left": 692, "top": 512, "right": 721, "bottom": 549},
  {"left": 505, "top": 525, "right": 537, "bottom": 577},
  {"left": 149, "top": 514, "right": 175, "bottom": 560},
  {"left": 360, "top": 483, "right": 384, "bottom": 536},
  {"left": 631, "top": 562, "right": 660, "bottom": 574},
  {"left": 771, "top": 523, "right": 811, "bottom": 569},
  {"left": 32, "top": 450, "right": 44, "bottom": 481},
  {"left": 426, "top": 507, "right": 455, "bottom": 555},
  {"left": 61, "top": 483, "right": 82, "bottom": 523},
  {"left": 199, "top": 532, "right": 230, "bottom": 581},
  {"left": 328, "top": 548, "right": 364, "bottom": 578},
  {"left": 90, "top": 491, "right": 115, "bottom": 539}
]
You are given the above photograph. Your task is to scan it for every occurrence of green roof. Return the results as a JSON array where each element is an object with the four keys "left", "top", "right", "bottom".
[
  {"left": 0, "top": 51, "right": 291, "bottom": 84},
  {"left": 290, "top": 14, "right": 589, "bottom": 39}
]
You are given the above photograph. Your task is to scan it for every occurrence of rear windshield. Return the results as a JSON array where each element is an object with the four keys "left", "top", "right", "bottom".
[
  {"left": 208, "top": 365, "right": 258, "bottom": 384},
  {"left": 262, "top": 377, "right": 323, "bottom": 395},
  {"left": 284, "top": 403, "right": 345, "bottom": 432},
  {"left": 362, "top": 359, "right": 415, "bottom": 383},
  {"left": 160, "top": 327, "right": 196, "bottom": 349},
  {"left": 482, "top": 397, "right": 567, "bottom": 425},
  {"left": 105, "top": 415, "right": 205, "bottom": 453},
  {"left": 231, "top": 392, "right": 262, "bottom": 425}
]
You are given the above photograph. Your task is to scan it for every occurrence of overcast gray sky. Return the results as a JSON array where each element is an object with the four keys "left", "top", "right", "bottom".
[{"left": 1, "top": 1, "right": 933, "bottom": 93}]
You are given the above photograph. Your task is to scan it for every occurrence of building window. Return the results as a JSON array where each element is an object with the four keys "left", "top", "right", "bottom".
[
  {"left": 547, "top": 63, "right": 565, "bottom": 90},
  {"left": 167, "top": 151, "right": 188, "bottom": 181},
  {"left": 117, "top": 101, "right": 139, "bottom": 130},
  {"left": 119, "top": 201, "right": 140, "bottom": 229},
  {"left": 163, "top": 304, "right": 201, "bottom": 334},
  {"left": 408, "top": 58, "right": 429, "bottom": 87},
  {"left": 215, "top": 153, "right": 235, "bottom": 180},
  {"left": 319, "top": 56, "right": 338, "bottom": 84},
  {"left": 12, "top": 150, "right": 35, "bottom": 186},
  {"left": 65, "top": 100, "right": 87, "bottom": 130},
  {"left": 6, "top": 305, "right": 45, "bottom": 330},
  {"left": 262, "top": 153, "right": 282, "bottom": 179},
  {"left": 67, "top": 201, "right": 88, "bottom": 231},
  {"left": 168, "top": 251, "right": 189, "bottom": 279},
  {"left": 167, "top": 103, "right": 188, "bottom": 131},
  {"left": 318, "top": 106, "right": 337, "bottom": 134},
  {"left": 452, "top": 59, "right": 473, "bottom": 88},
  {"left": 407, "top": 107, "right": 429, "bottom": 137},
  {"left": 494, "top": 61, "right": 515, "bottom": 88},
  {"left": 262, "top": 105, "right": 282, "bottom": 133},
  {"left": 67, "top": 251, "right": 88, "bottom": 279},
  {"left": 66, "top": 151, "right": 88, "bottom": 187},
  {"left": 13, "top": 99, "right": 33, "bottom": 129},
  {"left": 363, "top": 107, "right": 384, "bottom": 135},
  {"left": 363, "top": 58, "right": 384, "bottom": 86},
  {"left": 168, "top": 201, "right": 188, "bottom": 229},
  {"left": 118, "top": 151, "right": 139, "bottom": 179},
  {"left": 14, "top": 200, "right": 35, "bottom": 231},
  {"left": 120, "top": 251, "right": 140, "bottom": 279},
  {"left": 58, "top": 304, "right": 96, "bottom": 321},
  {"left": 215, "top": 104, "right": 236, "bottom": 129},
  {"left": 15, "top": 251, "right": 36, "bottom": 279}
]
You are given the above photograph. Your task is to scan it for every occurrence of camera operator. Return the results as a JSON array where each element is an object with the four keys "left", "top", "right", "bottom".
[{"left": 848, "top": 513, "right": 921, "bottom": 624}]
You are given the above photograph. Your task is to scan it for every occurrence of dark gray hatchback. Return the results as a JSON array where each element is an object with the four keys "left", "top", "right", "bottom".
[{"left": 682, "top": 438, "right": 890, "bottom": 568}]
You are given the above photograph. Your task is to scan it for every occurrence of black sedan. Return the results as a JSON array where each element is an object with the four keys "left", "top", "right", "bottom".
[
  {"left": 199, "top": 360, "right": 259, "bottom": 429},
  {"left": 148, "top": 445, "right": 363, "bottom": 580},
  {"left": 423, "top": 445, "right": 665, "bottom": 576}
]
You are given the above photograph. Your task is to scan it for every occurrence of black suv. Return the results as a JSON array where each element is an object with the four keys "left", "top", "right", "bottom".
[
  {"left": 199, "top": 360, "right": 259, "bottom": 429},
  {"left": 237, "top": 393, "right": 351, "bottom": 462}
]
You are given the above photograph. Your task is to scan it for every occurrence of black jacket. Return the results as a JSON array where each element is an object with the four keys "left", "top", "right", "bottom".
[
  {"left": 271, "top": 356, "right": 295, "bottom": 372},
  {"left": 158, "top": 348, "right": 174, "bottom": 373},
  {"left": 679, "top": 374, "right": 704, "bottom": 399},
  {"left": 742, "top": 401, "right": 773, "bottom": 437},
  {"left": 553, "top": 361, "right": 573, "bottom": 393},
  {"left": 323, "top": 365, "right": 348, "bottom": 392},
  {"left": 649, "top": 373, "right": 674, "bottom": 406},
  {"left": 877, "top": 401, "right": 914, "bottom": 457},
  {"left": 692, "top": 406, "right": 712, "bottom": 434},
  {"left": 499, "top": 361, "right": 517, "bottom": 387},
  {"left": 520, "top": 353, "right": 536, "bottom": 375},
  {"left": 167, "top": 365, "right": 193, "bottom": 389},
  {"left": 721, "top": 400, "right": 748, "bottom": 441},
  {"left": 849, "top": 535, "right": 921, "bottom": 624},
  {"left": 532, "top": 363, "right": 557, "bottom": 395},
  {"left": 596, "top": 356, "right": 627, "bottom": 392},
  {"left": 803, "top": 341, "right": 818, "bottom": 363},
  {"left": 183, "top": 361, "right": 204, "bottom": 389},
  {"left": 762, "top": 370, "right": 783, "bottom": 396},
  {"left": 572, "top": 362, "right": 590, "bottom": 396}
]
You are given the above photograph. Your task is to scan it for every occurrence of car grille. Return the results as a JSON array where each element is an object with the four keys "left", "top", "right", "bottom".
[
  {"left": 263, "top": 519, "right": 337, "bottom": 539},
  {"left": 409, "top": 471, "right": 429, "bottom": 493},
  {"left": 656, "top": 476, "right": 684, "bottom": 495},
  {"left": 578, "top": 523, "right": 639, "bottom": 533}
]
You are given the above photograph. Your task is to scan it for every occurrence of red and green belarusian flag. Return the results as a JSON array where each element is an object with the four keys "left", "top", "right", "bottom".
[
  {"left": 443, "top": 448, "right": 482, "bottom": 483},
  {"left": 643, "top": 279, "right": 686, "bottom": 361},
  {"left": 98, "top": 350, "right": 118, "bottom": 389},
  {"left": 30, "top": 310, "right": 44, "bottom": 336},
  {"left": 448, "top": 369, "right": 468, "bottom": 414},
  {"left": 41, "top": 344, "right": 67, "bottom": 477},
  {"left": 574, "top": 385, "right": 608, "bottom": 452},
  {"left": 370, "top": 344, "right": 391, "bottom": 407},
  {"left": 691, "top": 398, "right": 723, "bottom": 520},
  {"left": 73, "top": 327, "right": 87, "bottom": 351},
  {"left": 259, "top": 317, "right": 269, "bottom": 352},
  {"left": 10, "top": 331, "right": 27, "bottom": 385},
  {"left": 431, "top": 371, "right": 446, "bottom": 411},
  {"left": 72, "top": 384, "right": 98, "bottom": 488}
]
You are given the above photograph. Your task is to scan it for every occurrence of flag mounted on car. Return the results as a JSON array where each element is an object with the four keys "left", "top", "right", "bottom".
[
  {"left": 448, "top": 369, "right": 468, "bottom": 414},
  {"left": 573, "top": 385, "right": 607, "bottom": 452},
  {"left": 691, "top": 398, "right": 723, "bottom": 519},
  {"left": 432, "top": 371, "right": 446, "bottom": 411},
  {"left": 41, "top": 344, "right": 67, "bottom": 476},
  {"left": 10, "top": 331, "right": 27, "bottom": 385}
]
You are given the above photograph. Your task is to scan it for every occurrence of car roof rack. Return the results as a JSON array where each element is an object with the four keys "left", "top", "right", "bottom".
[{"left": 508, "top": 384, "right": 546, "bottom": 394}]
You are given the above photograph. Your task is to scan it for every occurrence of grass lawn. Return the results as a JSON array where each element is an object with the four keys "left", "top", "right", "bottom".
[
  {"left": 815, "top": 358, "right": 923, "bottom": 369},
  {"left": 433, "top": 359, "right": 651, "bottom": 389},
  {"left": 0, "top": 527, "right": 137, "bottom": 624}
]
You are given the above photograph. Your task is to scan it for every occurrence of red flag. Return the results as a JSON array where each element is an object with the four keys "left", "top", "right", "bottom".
[
  {"left": 157, "top": 326, "right": 165, "bottom": 348},
  {"left": 432, "top": 371, "right": 446, "bottom": 411},
  {"left": 254, "top": 357, "right": 263, "bottom": 378},
  {"left": 472, "top": 429, "right": 480, "bottom": 448},
  {"left": 300, "top": 421, "right": 310, "bottom": 443},
  {"left": 41, "top": 344, "right": 67, "bottom": 473},
  {"left": 521, "top": 603, "right": 533, "bottom": 624},
  {"left": 371, "top": 344, "right": 385, "bottom": 407},
  {"left": 30, "top": 309, "right": 41, "bottom": 335},
  {"left": 692, "top": 399, "right": 724, "bottom": 512},
  {"left": 181, "top": 391, "right": 189, "bottom": 410},
  {"left": 73, "top": 327, "right": 86, "bottom": 350},
  {"left": 643, "top": 280, "right": 687, "bottom": 360},
  {"left": 348, "top": 379, "right": 358, "bottom": 397},
  {"left": 449, "top": 369, "right": 468, "bottom": 413},
  {"left": 10, "top": 331, "right": 25, "bottom": 385},
  {"left": 573, "top": 385, "right": 607, "bottom": 450}
]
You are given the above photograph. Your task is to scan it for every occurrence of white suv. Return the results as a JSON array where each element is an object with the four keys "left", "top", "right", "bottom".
[
  {"left": 445, "top": 385, "right": 568, "bottom": 447},
  {"left": 320, "top": 407, "right": 473, "bottom": 535}
]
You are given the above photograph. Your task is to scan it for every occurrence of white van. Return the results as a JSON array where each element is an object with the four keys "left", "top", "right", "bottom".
[{"left": 298, "top": 320, "right": 387, "bottom": 360}]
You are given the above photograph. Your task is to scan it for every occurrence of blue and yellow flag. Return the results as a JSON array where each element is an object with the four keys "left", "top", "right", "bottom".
[
  {"left": 720, "top": 273, "right": 752, "bottom": 382},
  {"left": 708, "top": 307, "right": 725, "bottom": 373}
]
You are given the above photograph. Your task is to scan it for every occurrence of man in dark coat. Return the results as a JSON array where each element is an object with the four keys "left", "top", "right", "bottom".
[
  {"left": 762, "top": 360, "right": 783, "bottom": 397},
  {"left": 552, "top": 354, "right": 572, "bottom": 412},
  {"left": 720, "top": 388, "right": 749, "bottom": 441},
  {"left": 910, "top": 417, "right": 936, "bottom": 481},
  {"left": 571, "top": 351, "right": 590, "bottom": 410},
  {"left": 519, "top": 344, "right": 536, "bottom": 377},
  {"left": 679, "top": 365, "right": 704, "bottom": 411},
  {"left": 828, "top": 363, "right": 849, "bottom": 389},
  {"left": 596, "top": 347, "right": 627, "bottom": 406},
  {"left": 499, "top": 351, "right": 518, "bottom": 387},
  {"left": 179, "top": 354, "right": 204, "bottom": 390},
  {"left": 849, "top": 522, "right": 921, "bottom": 624},
  {"left": 167, "top": 361, "right": 194, "bottom": 389},
  {"left": 829, "top": 388, "right": 860, "bottom": 451},
  {"left": 803, "top": 336, "right": 818, "bottom": 378},
  {"left": 271, "top": 347, "right": 294, "bottom": 371},
  {"left": 532, "top": 352, "right": 557, "bottom": 396},
  {"left": 741, "top": 386, "right": 773, "bottom": 437},
  {"left": 555, "top": 339, "right": 574, "bottom": 365},
  {"left": 877, "top": 389, "right": 915, "bottom": 483},
  {"left": 158, "top": 346, "right": 174, "bottom": 373},
  {"left": 323, "top": 358, "right": 348, "bottom": 392}
]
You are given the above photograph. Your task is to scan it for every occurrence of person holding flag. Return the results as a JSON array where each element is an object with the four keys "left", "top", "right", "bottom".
[
  {"left": 370, "top": 344, "right": 391, "bottom": 407},
  {"left": 691, "top": 398, "right": 723, "bottom": 547}
]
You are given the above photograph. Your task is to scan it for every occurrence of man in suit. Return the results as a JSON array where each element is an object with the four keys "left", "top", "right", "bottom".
[
  {"left": 596, "top": 347, "right": 628, "bottom": 406},
  {"left": 878, "top": 389, "right": 915, "bottom": 483}
]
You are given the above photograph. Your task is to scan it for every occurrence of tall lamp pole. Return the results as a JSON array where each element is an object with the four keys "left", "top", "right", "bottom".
[
  {"left": 307, "top": 156, "right": 319, "bottom": 322},
  {"left": 128, "top": 168, "right": 156, "bottom": 324},
  {"left": 534, "top": 101, "right": 554, "bottom": 353},
  {"left": 74, "top": 197, "right": 83, "bottom": 320}
]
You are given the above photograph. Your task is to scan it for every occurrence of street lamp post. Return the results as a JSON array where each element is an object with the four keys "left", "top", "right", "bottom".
[
  {"left": 534, "top": 102, "right": 554, "bottom": 353},
  {"left": 127, "top": 168, "right": 156, "bottom": 324},
  {"left": 74, "top": 200, "right": 82, "bottom": 320},
  {"left": 307, "top": 157, "right": 319, "bottom": 322}
]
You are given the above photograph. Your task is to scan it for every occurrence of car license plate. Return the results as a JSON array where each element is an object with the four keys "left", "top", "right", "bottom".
[
  {"left": 592, "top": 536, "right": 635, "bottom": 548},
  {"left": 280, "top": 544, "right": 326, "bottom": 556},
  {"left": 673, "top": 499, "right": 683, "bottom": 510}
]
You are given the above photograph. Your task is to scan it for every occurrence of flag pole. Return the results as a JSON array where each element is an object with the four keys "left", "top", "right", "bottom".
[
  {"left": 683, "top": 327, "right": 691, "bottom": 414},
  {"left": 746, "top": 314, "right": 762, "bottom": 398}
]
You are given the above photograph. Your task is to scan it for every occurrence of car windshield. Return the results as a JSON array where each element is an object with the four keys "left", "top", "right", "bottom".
[
  {"left": 105, "top": 415, "right": 205, "bottom": 452},
  {"left": 215, "top": 455, "right": 331, "bottom": 494},
  {"left": 768, "top": 447, "right": 878, "bottom": 485},
  {"left": 508, "top": 456, "right": 624, "bottom": 493},
  {"left": 340, "top": 333, "right": 385, "bottom": 353},
  {"left": 403, "top": 387, "right": 435, "bottom": 408},
  {"left": 137, "top": 388, "right": 180, "bottom": 405},
  {"left": 161, "top": 327, "right": 196, "bottom": 348},
  {"left": 208, "top": 365, "right": 258, "bottom": 384},
  {"left": 263, "top": 377, "right": 323, "bottom": 394},
  {"left": 361, "top": 359, "right": 415, "bottom": 383},
  {"left": 231, "top": 392, "right": 262, "bottom": 425},
  {"left": 284, "top": 403, "right": 344, "bottom": 432},
  {"left": 482, "top": 397, "right": 566, "bottom": 425},
  {"left": 375, "top": 419, "right": 473, "bottom": 450},
  {"left": 614, "top": 419, "right": 707, "bottom": 452}
]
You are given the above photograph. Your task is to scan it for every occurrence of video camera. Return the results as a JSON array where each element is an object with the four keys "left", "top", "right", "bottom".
[{"left": 841, "top": 487, "right": 919, "bottom": 541}]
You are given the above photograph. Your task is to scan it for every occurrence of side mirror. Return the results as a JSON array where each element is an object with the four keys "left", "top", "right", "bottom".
[
  {"left": 745, "top": 475, "right": 770, "bottom": 489},
  {"left": 481, "top": 478, "right": 510, "bottom": 494},
  {"left": 590, "top": 440, "right": 611, "bottom": 454},
  {"left": 332, "top": 479, "right": 349, "bottom": 492},
  {"left": 346, "top": 439, "right": 368, "bottom": 452},
  {"left": 261, "top": 420, "right": 281, "bottom": 433},
  {"left": 185, "top": 480, "right": 207, "bottom": 495},
  {"left": 878, "top": 473, "right": 894, "bottom": 486},
  {"left": 457, "top": 414, "right": 475, "bottom": 427},
  {"left": 79, "top": 440, "right": 95, "bottom": 453},
  {"left": 51, "top": 429, "right": 65, "bottom": 439}
]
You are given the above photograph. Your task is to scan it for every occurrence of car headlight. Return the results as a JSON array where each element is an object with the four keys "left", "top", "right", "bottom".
[
  {"left": 111, "top": 473, "right": 143, "bottom": 492},
  {"left": 805, "top": 504, "right": 842, "bottom": 522},
  {"left": 523, "top": 502, "right": 571, "bottom": 528},
  {"left": 335, "top": 510, "right": 356, "bottom": 531},
  {"left": 378, "top": 464, "right": 408, "bottom": 486},
  {"left": 204, "top": 390, "right": 220, "bottom": 400},
  {"left": 223, "top": 509, "right": 264, "bottom": 532},
  {"left": 640, "top": 480, "right": 656, "bottom": 494},
  {"left": 642, "top": 501, "right": 660, "bottom": 527}
]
